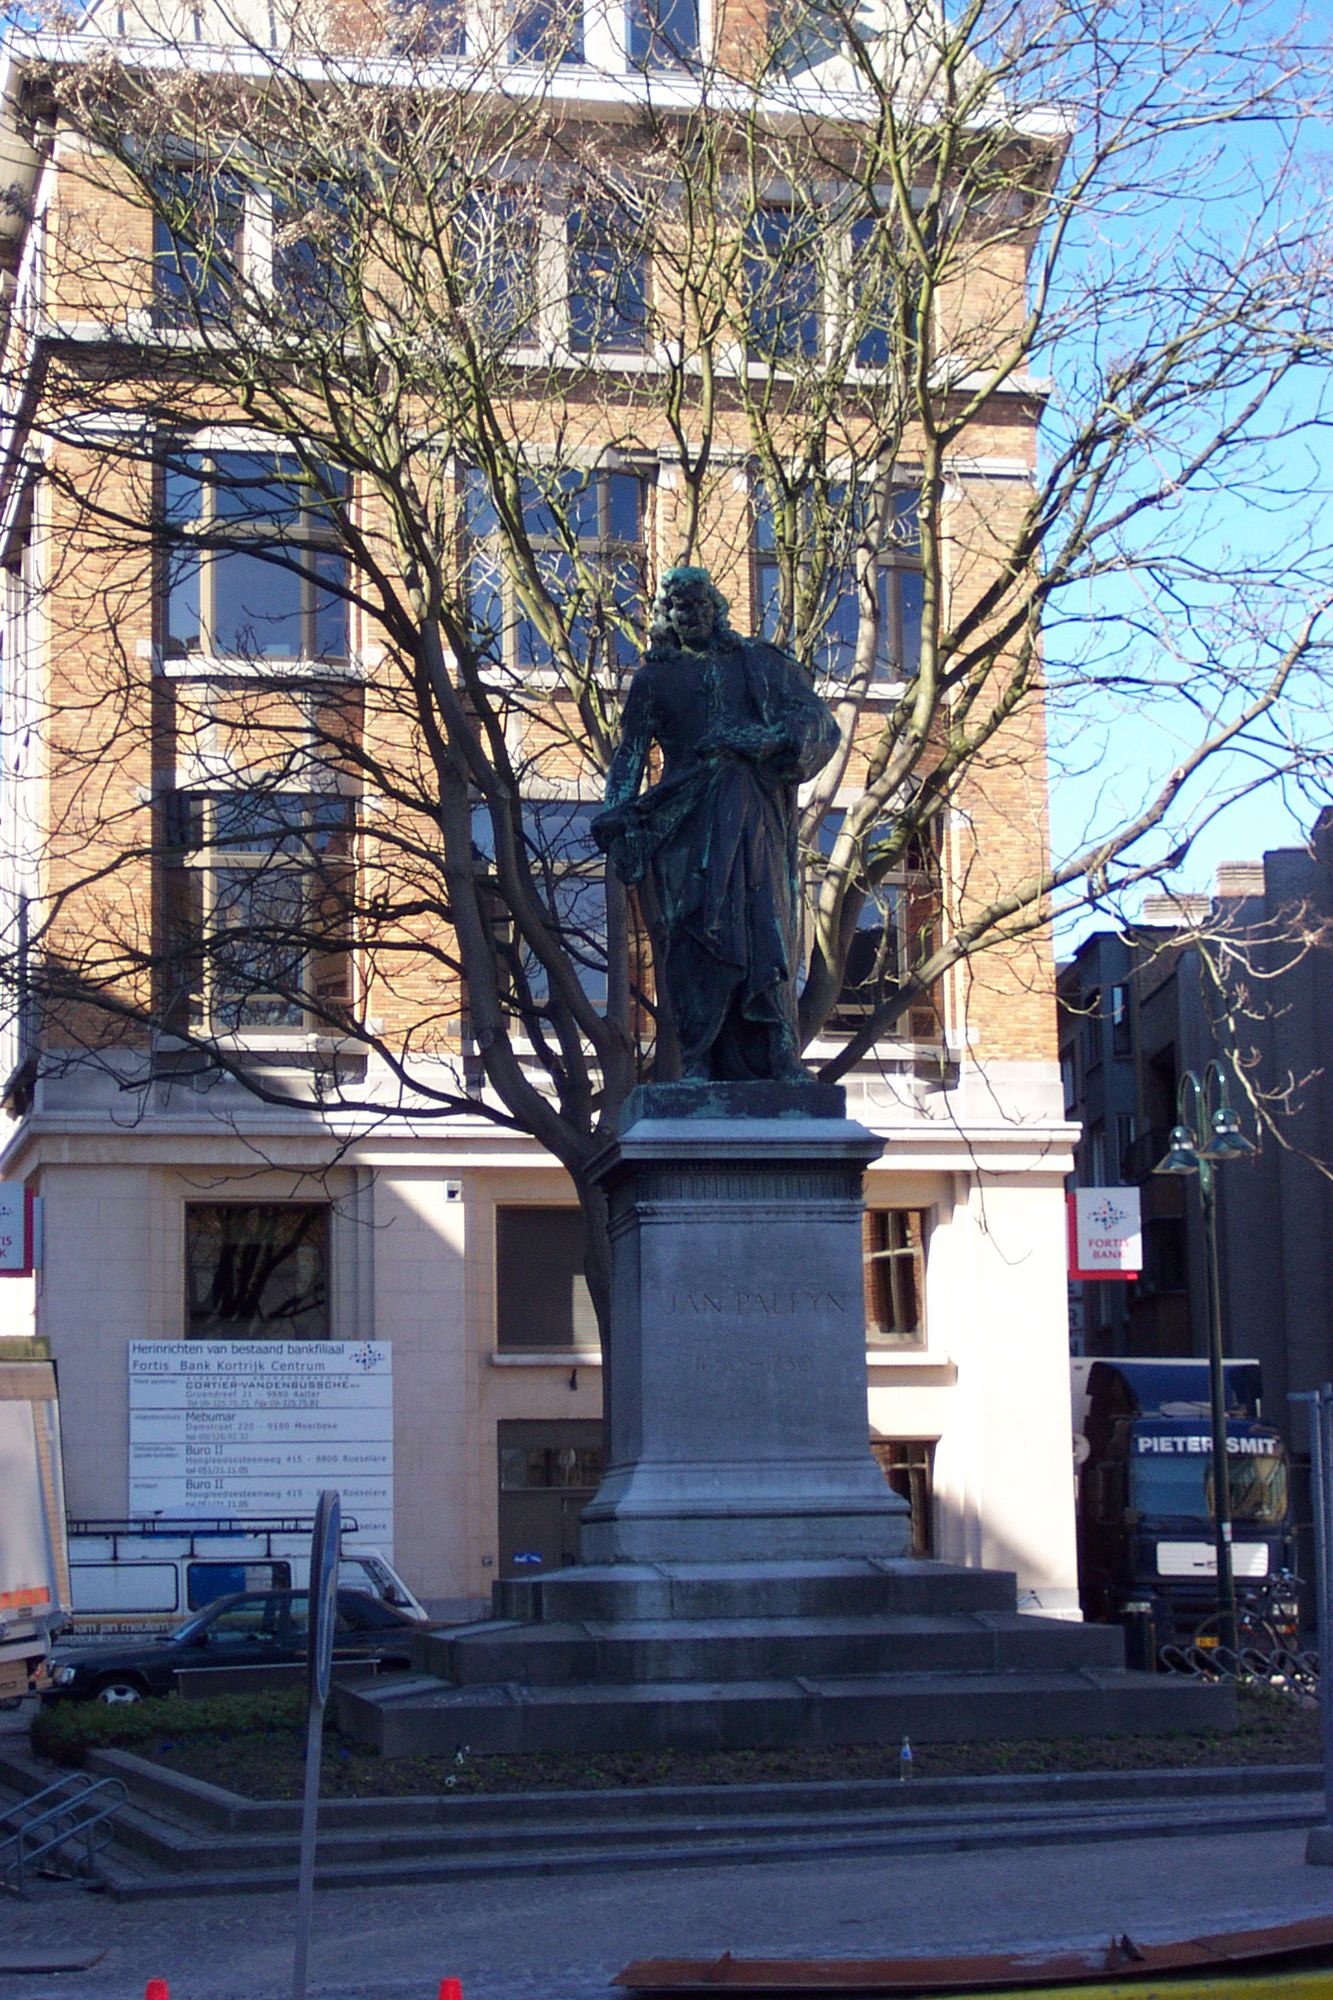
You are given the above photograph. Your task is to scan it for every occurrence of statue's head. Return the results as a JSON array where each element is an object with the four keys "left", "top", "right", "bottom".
[{"left": 650, "top": 566, "right": 732, "bottom": 654}]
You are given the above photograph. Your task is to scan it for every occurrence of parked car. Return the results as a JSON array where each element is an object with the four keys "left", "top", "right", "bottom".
[{"left": 39, "top": 1587, "right": 423, "bottom": 1703}]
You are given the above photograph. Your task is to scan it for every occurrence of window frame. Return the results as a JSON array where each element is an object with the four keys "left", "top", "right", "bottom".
[
  {"left": 162, "top": 449, "right": 351, "bottom": 668},
  {"left": 625, "top": 0, "right": 699, "bottom": 68},
  {"left": 469, "top": 796, "right": 610, "bottom": 1018},
  {"left": 863, "top": 1206, "right": 929, "bottom": 1350},
  {"left": 744, "top": 203, "right": 821, "bottom": 364},
  {"left": 871, "top": 1438, "right": 936, "bottom": 1555},
  {"left": 151, "top": 167, "right": 351, "bottom": 329},
  {"left": 455, "top": 183, "right": 650, "bottom": 360},
  {"left": 163, "top": 786, "right": 356, "bottom": 1038},
  {"left": 152, "top": 166, "right": 247, "bottom": 326},
  {"left": 741, "top": 198, "right": 926, "bottom": 378},
  {"left": 464, "top": 463, "right": 648, "bottom": 681},
  {"left": 183, "top": 1199, "right": 331, "bottom": 1342},
  {"left": 510, "top": 0, "right": 585, "bottom": 63},
  {"left": 494, "top": 1205, "right": 600, "bottom": 1353},
  {"left": 566, "top": 199, "right": 650, "bottom": 356},
  {"left": 810, "top": 810, "right": 939, "bottom": 1038},
  {"left": 754, "top": 482, "right": 923, "bottom": 687}
]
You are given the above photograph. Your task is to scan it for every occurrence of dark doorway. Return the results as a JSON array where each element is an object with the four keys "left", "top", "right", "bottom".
[{"left": 497, "top": 1420, "right": 604, "bottom": 1579}]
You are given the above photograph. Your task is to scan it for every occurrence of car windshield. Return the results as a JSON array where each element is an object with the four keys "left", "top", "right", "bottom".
[
  {"left": 171, "top": 1609, "right": 217, "bottom": 1645},
  {"left": 1131, "top": 1450, "right": 1289, "bottom": 1524}
]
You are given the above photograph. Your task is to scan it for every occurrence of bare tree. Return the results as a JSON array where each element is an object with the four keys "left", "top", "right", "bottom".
[{"left": 1, "top": 0, "right": 1330, "bottom": 1328}]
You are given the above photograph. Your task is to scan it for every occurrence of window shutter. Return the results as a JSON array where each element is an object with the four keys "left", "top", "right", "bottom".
[{"left": 496, "top": 1207, "right": 598, "bottom": 1350}]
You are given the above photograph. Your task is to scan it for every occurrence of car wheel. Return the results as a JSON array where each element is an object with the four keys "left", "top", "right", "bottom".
[{"left": 91, "top": 1676, "right": 148, "bottom": 1705}]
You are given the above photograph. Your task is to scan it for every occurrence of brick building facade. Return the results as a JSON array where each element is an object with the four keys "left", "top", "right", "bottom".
[{"left": 0, "top": 0, "right": 1081, "bottom": 1617}]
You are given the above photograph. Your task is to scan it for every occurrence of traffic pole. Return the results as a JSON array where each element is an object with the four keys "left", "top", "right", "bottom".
[{"left": 1302, "top": 1385, "right": 1333, "bottom": 1864}]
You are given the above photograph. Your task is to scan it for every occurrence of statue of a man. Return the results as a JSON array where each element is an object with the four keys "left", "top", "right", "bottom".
[{"left": 592, "top": 565, "right": 839, "bottom": 1082}]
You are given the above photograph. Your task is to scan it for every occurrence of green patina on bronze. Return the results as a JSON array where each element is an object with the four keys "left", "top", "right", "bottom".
[{"left": 593, "top": 567, "right": 838, "bottom": 1084}]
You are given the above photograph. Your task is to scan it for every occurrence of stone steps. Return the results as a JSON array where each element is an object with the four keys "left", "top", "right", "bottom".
[
  {"left": 338, "top": 1664, "right": 1234, "bottom": 1757},
  {"left": 63, "top": 1750, "right": 1320, "bottom": 1899},
  {"left": 427, "top": 1613, "right": 1127, "bottom": 1686},
  {"left": 343, "top": 1557, "right": 1233, "bottom": 1758},
  {"left": 488, "top": 1558, "right": 1016, "bottom": 1625},
  {"left": 8, "top": 1736, "right": 1309, "bottom": 1900}
]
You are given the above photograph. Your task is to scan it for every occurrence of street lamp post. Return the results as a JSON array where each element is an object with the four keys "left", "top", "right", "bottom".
[{"left": 1154, "top": 1062, "right": 1255, "bottom": 1660}]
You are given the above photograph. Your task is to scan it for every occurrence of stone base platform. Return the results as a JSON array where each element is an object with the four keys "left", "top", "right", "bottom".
[{"left": 334, "top": 1559, "right": 1235, "bottom": 1757}]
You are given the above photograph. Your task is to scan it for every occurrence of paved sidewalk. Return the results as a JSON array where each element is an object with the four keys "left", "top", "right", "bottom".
[{"left": 3, "top": 1824, "right": 1333, "bottom": 2000}]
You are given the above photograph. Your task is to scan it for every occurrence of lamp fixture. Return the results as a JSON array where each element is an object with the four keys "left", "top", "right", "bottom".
[
  {"left": 1202, "top": 1101, "right": 1257, "bottom": 1162},
  {"left": 1154, "top": 1124, "right": 1200, "bottom": 1176}
]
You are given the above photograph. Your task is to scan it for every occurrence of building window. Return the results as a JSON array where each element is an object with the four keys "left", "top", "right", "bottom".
[
  {"left": 163, "top": 452, "right": 349, "bottom": 662},
  {"left": 864, "top": 1208, "right": 928, "bottom": 1347},
  {"left": 153, "top": 173, "right": 349, "bottom": 328},
  {"left": 457, "top": 187, "right": 648, "bottom": 354},
  {"left": 755, "top": 484, "right": 922, "bottom": 683},
  {"left": 847, "top": 215, "right": 896, "bottom": 369},
  {"left": 1060, "top": 1046, "right": 1078, "bottom": 1115},
  {"left": 153, "top": 169, "right": 245, "bottom": 324},
  {"left": 466, "top": 465, "right": 646, "bottom": 676},
  {"left": 745, "top": 207, "right": 820, "bottom": 362},
  {"left": 498, "top": 1424, "right": 604, "bottom": 1490},
  {"left": 626, "top": 0, "right": 698, "bottom": 67},
  {"left": 813, "top": 812, "right": 937, "bottom": 1031},
  {"left": 567, "top": 202, "right": 648, "bottom": 354},
  {"left": 387, "top": 0, "right": 466, "bottom": 54},
  {"left": 871, "top": 1439, "right": 935, "bottom": 1556},
  {"left": 163, "top": 789, "right": 355, "bottom": 1034},
  {"left": 457, "top": 188, "right": 543, "bottom": 345},
  {"left": 770, "top": 0, "right": 842, "bottom": 75},
  {"left": 185, "top": 1202, "right": 329, "bottom": 1340},
  {"left": 270, "top": 185, "right": 352, "bottom": 327},
  {"left": 470, "top": 799, "right": 608, "bottom": 1014},
  {"left": 1110, "top": 982, "right": 1132, "bottom": 1058},
  {"left": 845, "top": 211, "right": 926, "bottom": 370},
  {"left": 511, "top": 0, "right": 584, "bottom": 61},
  {"left": 495, "top": 1207, "right": 599, "bottom": 1351}
]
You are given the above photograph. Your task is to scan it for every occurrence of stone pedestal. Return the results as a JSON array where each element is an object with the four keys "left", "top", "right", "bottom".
[
  {"left": 335, "top": 1080, "right": 1236, "bottom": 1759},
  {"left": 578, "top": 1082, "right": 911, "bottom": 1565}
]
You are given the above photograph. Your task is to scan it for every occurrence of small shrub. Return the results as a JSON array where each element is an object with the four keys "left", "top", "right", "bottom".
[{"left": 31, "top": 1688, "right": 308, "bottom": 1767}]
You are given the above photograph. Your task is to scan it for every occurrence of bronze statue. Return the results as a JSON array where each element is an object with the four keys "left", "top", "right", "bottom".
[{"left": 593, "top": 566, "right": 839, "bottom": 1082}]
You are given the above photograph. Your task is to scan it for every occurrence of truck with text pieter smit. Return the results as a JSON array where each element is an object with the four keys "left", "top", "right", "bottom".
[
  {"left": 0, "top": 1361, "right": 71, "bottom": 1697},
  {"left": 1072, "top": 1358, "right": 1296, "bottom": 1648}
]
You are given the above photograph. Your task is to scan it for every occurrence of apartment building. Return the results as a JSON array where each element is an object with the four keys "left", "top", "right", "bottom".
[
  {"left": 0, "top": 0, "right": 1082, "bottom": 1617},
  {"left": 1060, "top": 817, "right": 1333, "bottom": 1420}
]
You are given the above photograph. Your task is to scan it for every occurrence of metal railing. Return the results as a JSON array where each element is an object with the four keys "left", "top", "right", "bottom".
[
  {"left": 0, "top": 1771, "right": 126, "bottom": 1896},
  {"left": 1159, "top": 1640, "right": 1320, "bottom": 1699}
]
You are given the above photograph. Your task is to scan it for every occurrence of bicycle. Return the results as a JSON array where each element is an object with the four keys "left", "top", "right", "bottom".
[{"left": 1190, "top": 1568, "right": 1308, "bottom": 1681}]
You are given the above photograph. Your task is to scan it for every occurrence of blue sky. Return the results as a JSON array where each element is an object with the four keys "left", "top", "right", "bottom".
[{"left": 1033, "top": 0, "right": 1333, "bottom": 934}]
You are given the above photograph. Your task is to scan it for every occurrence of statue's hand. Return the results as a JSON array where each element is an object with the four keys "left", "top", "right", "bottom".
[
  {"left": 591, "top": 805, "right": 627, "bottom": 852},
  {"left": 592, "top": 805, "right": 651, "bottom": 885}
]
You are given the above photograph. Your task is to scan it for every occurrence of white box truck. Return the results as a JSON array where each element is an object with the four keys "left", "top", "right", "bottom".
[
  {"left": 0, "top": 1361, "right": 71, "bottom": 1697},
  {"left": 65, "top": 1516, "right": 426, "bottom": 1634}
]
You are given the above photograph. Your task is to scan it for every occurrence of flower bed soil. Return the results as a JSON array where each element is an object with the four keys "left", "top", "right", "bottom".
[{"left": 120, "top": 1685, "right": 1319, "bottom": 1800}]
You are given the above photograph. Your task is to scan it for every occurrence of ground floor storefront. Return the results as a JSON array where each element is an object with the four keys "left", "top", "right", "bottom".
[{"left": 0, "top": 1081, "right": 1082, "bottom": 1620}]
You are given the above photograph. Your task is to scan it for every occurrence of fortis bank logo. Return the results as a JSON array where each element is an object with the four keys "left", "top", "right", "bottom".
[
  {"left": 1089, "top": 1197, "right": 1128, "bottom": 1232},
  {"left": 350, "top": 1343, "right": 384, "bottom": 1372}
]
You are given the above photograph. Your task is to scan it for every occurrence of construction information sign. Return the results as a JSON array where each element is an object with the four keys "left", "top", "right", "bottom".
[{"left": 127, "top": 1342, "right": 393, "bottom": 1545}]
